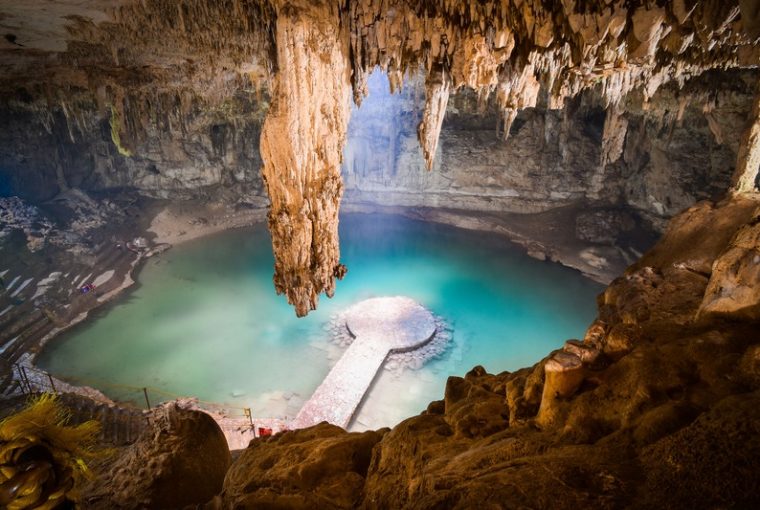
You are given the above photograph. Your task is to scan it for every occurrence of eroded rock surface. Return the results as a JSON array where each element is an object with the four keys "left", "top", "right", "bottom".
[
  {"left": 85, "top": 403, "right": 231, "bottom": 509},
  {"left": 220, "top": 423, "right": 384, "bottom": 509},
  {"left": 259, "top": 1, "right": 351, "bottom": 316}
]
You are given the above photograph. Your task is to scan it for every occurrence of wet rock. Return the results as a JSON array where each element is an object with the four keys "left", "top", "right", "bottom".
[{"left": 575, "top": 209, "right": 636, "bottom": 245}]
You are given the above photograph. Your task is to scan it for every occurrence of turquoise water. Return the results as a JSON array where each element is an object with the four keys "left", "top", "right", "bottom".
[{"left": 37, "top": 214, "right": 602, "bottom": 430}]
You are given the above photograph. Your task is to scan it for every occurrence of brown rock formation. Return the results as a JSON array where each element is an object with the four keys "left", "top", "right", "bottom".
[
  {"left": 536, "top": 351, "right": 585, "bottom": 427},
  {"left": 699, "top": 203, "right": 760, "bottom": 320},
  {"left": 259, "top": 1, "right": 351, "bottom": 316},
  {"left": 220, "top": 423, "right": 384, "bottom": 509},
  {"left": 85, "top": 403, "right": 231, "bottom": 509},
  {"left": 731, "top": 84, "right": 760, "bottom": 193}
]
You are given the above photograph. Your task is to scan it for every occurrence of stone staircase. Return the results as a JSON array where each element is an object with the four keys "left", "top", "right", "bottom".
[
  {"left": 57, "top": 393, "right": 148, "bottom": 446},
  {"left": 0, "top": 393, "right": 147, "bottom": 447},
  {"left": 0, "top": 243, "right": 140, "bottom": 395}
]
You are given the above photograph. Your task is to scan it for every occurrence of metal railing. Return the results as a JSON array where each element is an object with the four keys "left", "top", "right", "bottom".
[{"left": 5, "top": 359, "right": 263, "bottom": 429}]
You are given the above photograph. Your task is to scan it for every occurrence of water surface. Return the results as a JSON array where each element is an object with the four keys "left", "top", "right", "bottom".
[{"left": 38, "top": 214, "right": 602, "bottom": 430}]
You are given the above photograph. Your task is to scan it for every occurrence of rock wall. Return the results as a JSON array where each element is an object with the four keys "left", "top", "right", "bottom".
[
  {"left": 342, "top": 69, "right": 756, "bottom": 231},
  {"left": 2, "top": 68, "right": 754, "bottom": 238},
  {"left": 0, "top": 86, "right": 267, "bottom": 203}
]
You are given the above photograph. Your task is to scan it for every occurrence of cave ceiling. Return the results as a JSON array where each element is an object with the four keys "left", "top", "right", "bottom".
[{"left": 1, "top": 0, "right": 758, "bottom": 315}]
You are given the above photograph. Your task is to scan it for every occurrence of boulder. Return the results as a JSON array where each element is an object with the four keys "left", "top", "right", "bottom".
[
  {"left": 86, "top": 404, "right": 231, "bottom": 509},
  {"left": 220, "top": 423, "right": 384, "bottom": 509}
]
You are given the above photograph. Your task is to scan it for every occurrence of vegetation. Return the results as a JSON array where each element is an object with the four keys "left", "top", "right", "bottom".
[{"left": 0, "top": 394, "right": 102, "bottom": 509}]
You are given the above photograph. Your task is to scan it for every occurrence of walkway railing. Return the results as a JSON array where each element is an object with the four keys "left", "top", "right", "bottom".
[{"left": 2, "top": 356, "right": 287, "bottom": 438}]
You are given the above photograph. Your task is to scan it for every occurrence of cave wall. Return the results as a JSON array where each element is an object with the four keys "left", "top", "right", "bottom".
[
  {"left": 1, "top": 69, "right": 754, "bottom": 236},
  {"left": 342, "top": 70, "right": 756, "bottom": 231},
  {"left": 0, "top": 85, "right": 267, "bottom": 203}
]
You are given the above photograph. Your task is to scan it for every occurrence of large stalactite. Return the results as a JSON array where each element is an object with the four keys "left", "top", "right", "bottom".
[{"left": 259, "top": 1, "right": 351, "bottom": 317}]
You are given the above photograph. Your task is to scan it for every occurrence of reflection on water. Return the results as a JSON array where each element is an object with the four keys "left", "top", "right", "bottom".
[{"left": 37, "top": 214, "right": 602, "bottom": 430}]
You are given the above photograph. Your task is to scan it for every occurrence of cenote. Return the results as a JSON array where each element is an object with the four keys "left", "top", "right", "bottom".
[{"left": 37, "top": 214, "right": 602, "bottom": 430}]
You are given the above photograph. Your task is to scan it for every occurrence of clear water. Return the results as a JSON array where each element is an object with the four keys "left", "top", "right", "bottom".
[{"left": 37, "top": 214, "right": 602, "bottom": 430}]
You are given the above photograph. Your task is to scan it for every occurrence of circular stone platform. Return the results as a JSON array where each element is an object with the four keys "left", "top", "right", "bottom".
[
  {"left": 292, "top": 296, "right": 438, "bottom": 429},
  {"left": 344, "top": 296, "right": 437, "bottom": 352}
]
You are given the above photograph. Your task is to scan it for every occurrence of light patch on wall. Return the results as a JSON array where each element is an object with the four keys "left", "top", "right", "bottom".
[{"left": 343, "top": 68, "right": 424, "bottom": 182}]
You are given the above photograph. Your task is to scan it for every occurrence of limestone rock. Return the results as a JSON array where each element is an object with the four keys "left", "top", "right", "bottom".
[
  {"left": 563, "top": 339, "right": 600, "bottom": 364},
  {"left": 603, "top": 323, "right": 646, "bottom": 360},
  {"left": 738, "top": 344, "right": 760, "bottom": 389},
  {"left": 575, "top": 209, "right": 636, "bottom": 244},
  {"left": 85, "top": 404, "right": 231, "bottom": 509},
  {"left": 259, "top": 1, "right": 352, "bottom": 316},
  {"left": 543, "top": 352, "right": 586, "bottom": 399},
  {"left": 583, "top": 319, "right": 609, "bottom": 349},
  {"left": 638, "top": 392, "right": 760, "bottom": 509},
  {"left": 220, "top": 423, "right": 384, "bottom": 509},
  {"left": 537, "top": 351, "right": 585, "bottom": 428},
  {"left": 443, "top": 375, "right": 510, "bottom": 438},
  {"left": 417, "top": 64, "right": 451, "bottom": 171},
  {"left": 699, "top": 212, "right": 760, "bottom": 320},
  {"left": 630, "top": 197, "right": 760, "bottom": 275},
  {"left": 731, "top": 84, "right": 760, "bottom": 194}
]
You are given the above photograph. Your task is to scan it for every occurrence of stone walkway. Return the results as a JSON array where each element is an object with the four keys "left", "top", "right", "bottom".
[{"left": 292, "top": 296, "right": 436, "bottom": 429}]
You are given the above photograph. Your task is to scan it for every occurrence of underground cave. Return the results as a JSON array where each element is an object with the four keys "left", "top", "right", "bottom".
[{"left": 0, "top": 1, "right": 759, "bottom": 509}]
